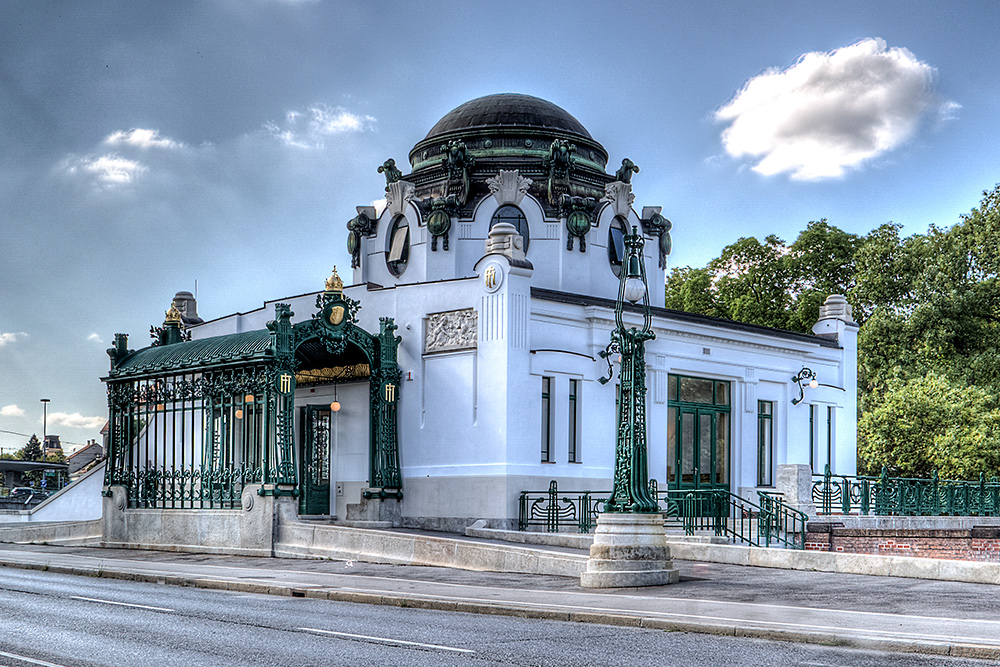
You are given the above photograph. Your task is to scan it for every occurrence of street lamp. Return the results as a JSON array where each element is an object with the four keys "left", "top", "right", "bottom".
[
  {"left": 598, "top": 225, "right": 658, "bottom": 514},
  {"left": 583, "top": 224, "right": 677, "bottom": 588},
  {"left": 40, "top": 398, "right": 50, "bottom": 440}
]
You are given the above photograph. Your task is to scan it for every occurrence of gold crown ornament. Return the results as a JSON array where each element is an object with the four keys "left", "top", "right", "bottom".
[
  {"left": 164, "top": 304, "right": 182, "bottom": 324},
  {"left": 325, "top": 267, "right": 344, "bottom": 294}
]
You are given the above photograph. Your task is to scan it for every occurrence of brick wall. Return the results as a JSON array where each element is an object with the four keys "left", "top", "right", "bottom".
[{"left": 805, "top": 523, "right": 1000, "bottom": 562}]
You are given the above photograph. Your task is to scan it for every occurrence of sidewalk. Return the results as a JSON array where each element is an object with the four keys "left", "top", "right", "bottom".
[{"left": 2, "top": 539, "right": 1000, "bottom": 660}]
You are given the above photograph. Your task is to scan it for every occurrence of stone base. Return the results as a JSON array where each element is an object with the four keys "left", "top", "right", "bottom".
[
  {"left": 345, "top": 489, "right": 401, "bottom": 526},
  {"left": 580, "top": 512, "right": 679, "bottom": 588}
]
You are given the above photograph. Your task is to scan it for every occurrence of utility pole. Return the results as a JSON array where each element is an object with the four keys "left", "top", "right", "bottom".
[{"left": 40, "top": 398, "right": 50, "bottom": 440}]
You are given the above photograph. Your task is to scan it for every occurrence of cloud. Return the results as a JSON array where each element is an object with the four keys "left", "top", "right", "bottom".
[
  {"left": 265, "top": 104, "right": 377, "bottom": 149},
  {"left": 1, "top": 405, "right": 25, "bottom": 417},
  {"left": 715, "top": 38, "right": 954, "bottom": 181},
  {"left": 105, "top": 128, "right": 183, "bottom": 150},
  {"left": 87, "top": 333, "right": 104, "bottom": 343},
  {"left": 63, "top": 153, "right": 148, "bottom": 186},
  {"left": 0, "top": 332, "right": 27, "bottom": 346},
  {"left": 47, "top": 412, "right": 106, "bottom": 430}
]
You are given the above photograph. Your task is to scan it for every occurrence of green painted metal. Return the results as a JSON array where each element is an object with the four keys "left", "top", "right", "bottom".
[
  {"left": 299, "top": 405, "right": 331, "bottom": 515},
  {"left": 517, "top": 480, "right": 808, "bottom": 549},
  {"left": 598, "top": 226, "right": 658, "bottom": 514},
  {"left": 103, "top": 279, "right": 403, "bottom": 510},
  {"left": 812, "top": 465, "right": 1000, "bottom": 517}
]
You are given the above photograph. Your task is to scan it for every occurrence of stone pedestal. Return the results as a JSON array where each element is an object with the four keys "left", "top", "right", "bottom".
[
  {"left": 580, "top": 513, "right": 679, "bottom": 588},
  {"left": 777, "top": 464, "right": 817, "bottom": 517}
]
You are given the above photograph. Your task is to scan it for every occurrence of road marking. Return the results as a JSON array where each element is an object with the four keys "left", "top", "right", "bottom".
[
  {"left": 0, "top": 650, "right": 67, "bottom": 667},
  {"left": 70, "top": 595, "right": 175, "bottom": 612},
  {"left": 299, "top": 627, "right": 474, "bottom": 654}
]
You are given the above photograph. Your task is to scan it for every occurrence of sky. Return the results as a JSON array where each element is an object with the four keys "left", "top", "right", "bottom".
[{"left": 2, "top": 0, "right": 999, "bottom": 454}]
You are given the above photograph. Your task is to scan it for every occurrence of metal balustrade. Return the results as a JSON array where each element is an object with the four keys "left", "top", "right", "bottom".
[
  {"left": 812, "top": 465, "right": 1000, "bottom": 517},
  {"left": 517, "top": 480, "right": 807, "bottom": 549}
]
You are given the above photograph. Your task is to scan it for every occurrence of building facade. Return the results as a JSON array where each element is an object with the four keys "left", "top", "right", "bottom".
[{"left": 103, "top": 94, "right": 857, "bottom": 534}]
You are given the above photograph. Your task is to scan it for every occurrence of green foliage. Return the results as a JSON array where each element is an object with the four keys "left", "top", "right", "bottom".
[
  {"left": 666, "top": 184, "right": 1000, "bottom": 480},
  {"left": 858, "top": 374, "right": 1000, "bottom": 479},
  {"left": 16, "top": 434, "right": 43, "bottom": 462}
]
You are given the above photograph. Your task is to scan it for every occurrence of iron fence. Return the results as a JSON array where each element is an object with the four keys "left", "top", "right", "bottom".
[
  {"left": 517, "top": 480, "right": 807, "bottom": 549},
  {"left": 812, "top": 465, "right": 1000, "bottom": 517}
]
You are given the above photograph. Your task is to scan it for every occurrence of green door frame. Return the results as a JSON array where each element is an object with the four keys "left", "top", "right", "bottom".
[
  {"left": 299, "top": 405, "right": 332, "bottom": 515},
  {"left": 668, "top": 375, "right": 731, "bottom": 492}
]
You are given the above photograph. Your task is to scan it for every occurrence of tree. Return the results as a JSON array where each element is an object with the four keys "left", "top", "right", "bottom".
[
  {"left": 17, "top": 434, "right": 43, "bottom": 462},
  {"left": 664, "top": 186, "right": 1000, "bottom": 479},
  {"left": 858, "top": 374, "right": 1000, "bottom": 479}
]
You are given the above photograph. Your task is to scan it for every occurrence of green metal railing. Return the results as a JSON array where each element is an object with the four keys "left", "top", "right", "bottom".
[
  {"left": 812, "top": 465, "right": 1000, "bottom": 517},
  {"left": 518, "top": 480, "right": 807, "bottom": 549}
]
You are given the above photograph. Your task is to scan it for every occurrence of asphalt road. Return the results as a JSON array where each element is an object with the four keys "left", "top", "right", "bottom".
[{"left": 0, "top": 567, "right": 997, "bottom": 667}]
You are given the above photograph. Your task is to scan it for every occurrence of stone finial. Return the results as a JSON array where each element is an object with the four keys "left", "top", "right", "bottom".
[
  {"left": 817, "top": 294, "right": 855, "bottom": 325},
  {"left": 485, "top": 222, "right": 527, "bottom": 262}
]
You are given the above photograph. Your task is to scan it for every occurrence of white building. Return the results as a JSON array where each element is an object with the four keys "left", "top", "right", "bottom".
[{"left": 105, "top": 94, "right": 857, "bottom": 533}]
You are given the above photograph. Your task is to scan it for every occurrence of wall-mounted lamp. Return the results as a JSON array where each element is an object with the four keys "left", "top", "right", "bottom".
[
  {"left": 330, "top": 384, "right": 341, "bottom": 413},
  {"left": 791, "top": 367, "right": 818, "bottom": 405}
]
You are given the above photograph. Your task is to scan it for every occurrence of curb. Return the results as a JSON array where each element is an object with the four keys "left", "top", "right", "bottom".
[{"left": 1, "top": 557, "right": 998, "bottom": 659}]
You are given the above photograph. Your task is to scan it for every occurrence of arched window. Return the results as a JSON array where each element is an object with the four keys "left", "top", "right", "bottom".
[
  {"left": 490, "top": 205, "right": 530, "bottom": 252},
  {"left": 608, "top": 215, "right": 627, "bottom": 277},
  {"left": 385, "top": 215, "right": 410, "bottom": 277}
]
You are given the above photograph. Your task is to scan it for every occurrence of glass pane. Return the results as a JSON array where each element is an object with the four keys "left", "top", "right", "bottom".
[
  {"left": 699, "top": 413, "right": 712, "bottom": 485},
  {"left": 715, "top": 382, "right": 729, "bottom": 405},
  {"left": 388, "top": 224, "right": 409, "bottom": 262},
  {"left": 667, "top": 407, "right": 676, "bottom": 484},
  {"left": 310, "top": 410, "right": 331, "bottom": 486},
  {"left": 716, "top": 412, "right": 729, "bottom": 485},
  {"left": 668, "top": 375, "right": 677, "bottom": 402},
  {"left": 608, "top": 216, "right": 627, "bottom": 276},
  {"left": 679, "top": 377, "right": 713, "bottom": 404},
  {"left": 491, "top": 205, "right": 529, "bottom": 250},
  {"left": 681, "top": 412, "right": 694, "bottom": 485}
]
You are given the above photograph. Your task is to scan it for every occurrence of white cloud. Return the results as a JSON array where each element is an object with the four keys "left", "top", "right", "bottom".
[
  {"left": 64, "top": 153, "right": 148, "bottom": 186},
  {"left": 0, "top": 405, "right": 25, "bottom": 417},
  {"left": 47, "top": 412, "right": 106, "bottom": 430},
  {"left": 0, "top": 331, "right": 27, "bottom": 346},
  {"left": 87, "top": 333, "right": 104, "bottom": 343},
  {"left": 266, "top": 104, "right": 377, "bottom": 149},
  {"left": 715, "top": 38, "right": 954, "bottom": 181},
  {"left": 105, "top": 128, "right": 183, "bottom": 150}
]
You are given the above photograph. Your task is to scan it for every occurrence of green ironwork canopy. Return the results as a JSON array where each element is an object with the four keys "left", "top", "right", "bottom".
[{"left": 103, "top": 272, "right": 402, "bottom": 510}]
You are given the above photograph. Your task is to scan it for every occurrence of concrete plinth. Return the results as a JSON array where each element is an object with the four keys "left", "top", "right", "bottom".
[{"left": 580, "top": 512, "right": 679, "bottom": 588}]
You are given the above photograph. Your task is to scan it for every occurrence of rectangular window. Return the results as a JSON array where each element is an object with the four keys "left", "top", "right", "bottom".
[
  {"left": 809, "top": 404, "right": 815, "bottom": 472},
  {"left": 541, "top": 377, "right": 553, "bottom": 463},
  {"left": 757, "top": 400, "right": 773, "bottom": 487},
  {"left": 568, "top": 379, "right": 580, "bottom": 463},
  {"left": 827, "top": 406, "right": 835, "bottom": 474}
]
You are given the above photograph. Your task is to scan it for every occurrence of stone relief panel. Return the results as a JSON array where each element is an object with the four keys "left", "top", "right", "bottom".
[{"left": 424, "top": 308, "right": 479, "bottom": 354}]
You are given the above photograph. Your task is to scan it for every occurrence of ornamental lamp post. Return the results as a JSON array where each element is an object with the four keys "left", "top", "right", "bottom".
[
  {"left": 598, "top": 225, "right": 659, "bottom": 513},
  {"left": 582, "top": 224, "right": 678, "bottom": 587}
]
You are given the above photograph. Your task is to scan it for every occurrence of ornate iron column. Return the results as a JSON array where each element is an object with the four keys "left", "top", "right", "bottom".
[{"left": 599, "top": 225, "right": 659, "bottom": 514}]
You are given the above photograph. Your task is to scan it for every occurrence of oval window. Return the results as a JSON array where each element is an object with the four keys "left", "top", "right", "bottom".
[
  {"left": 608, "top": 215, "right": 628, "bottom": 277},
  {"left": 385, "top": 215, "right": 410, "bottom": 277},
  {"left": 490, "top": 205, "right": 530, "bottom": 252}
]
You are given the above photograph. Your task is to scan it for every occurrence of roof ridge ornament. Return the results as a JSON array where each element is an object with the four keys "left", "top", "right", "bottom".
[
  {"left": 164, "top": 304, "right": 182, "bottom": 325},
  {"left": 325, "top": 267, "right": 344, "bottom": 294}
]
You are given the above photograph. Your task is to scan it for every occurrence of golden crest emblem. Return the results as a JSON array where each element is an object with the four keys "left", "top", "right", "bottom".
[{"left": 329, "top": 304, "right": 345, "bottom": 325}]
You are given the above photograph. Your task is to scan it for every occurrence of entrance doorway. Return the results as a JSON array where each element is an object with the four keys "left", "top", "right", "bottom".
[
  {"left": 299, "top": 405, "right": 332, "bottom": 515},
  {"left": 667, "top": 375, "right": 730, "bottom": 491}
]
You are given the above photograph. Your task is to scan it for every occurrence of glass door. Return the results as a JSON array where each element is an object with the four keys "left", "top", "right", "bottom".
[
  {"left": 667, "top": 375, "right": 730, "bottom": 492},
  {"left": 299, "top": 405, "right": 331, "bottom": 515}
]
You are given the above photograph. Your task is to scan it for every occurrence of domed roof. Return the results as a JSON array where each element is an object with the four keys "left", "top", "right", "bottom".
[{"left": 423, "top": 94, "right": 593, "bottom": 141}]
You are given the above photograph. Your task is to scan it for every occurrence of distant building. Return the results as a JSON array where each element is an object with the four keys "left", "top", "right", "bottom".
[
  {"left": 42, "top": 435, "right": 62, "bottom": 458},
  {"left": 67, "top": 440, "right": 104, "bottom": 476}
]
